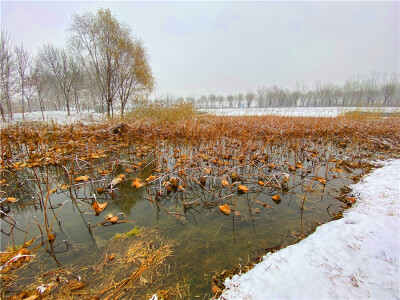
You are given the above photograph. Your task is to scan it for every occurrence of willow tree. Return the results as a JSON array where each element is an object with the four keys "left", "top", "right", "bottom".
[
  {"left": 68, "top": 8, "right": 153, "bottom": 118},
  {"left": 117, "top": 40, "right": 154, "bottom": 117}
]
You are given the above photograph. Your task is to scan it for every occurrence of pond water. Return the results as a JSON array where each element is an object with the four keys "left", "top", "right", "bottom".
[{"left": 1, "top": 140, "right": 363, "bottom": 298}]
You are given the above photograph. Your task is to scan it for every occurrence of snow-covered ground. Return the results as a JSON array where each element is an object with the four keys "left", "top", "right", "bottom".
[
  {"left": 202, "top": 107, "right": 399, "bottom": 117},
  {"left": 1, "top": 110, "right": 105, "bottom": 126},
  {"left": 220, "top": 159, "right": 400, "bottom": 299}
]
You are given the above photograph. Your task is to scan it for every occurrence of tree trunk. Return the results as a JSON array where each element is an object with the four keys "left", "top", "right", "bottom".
[
  {"left": 0, "top": 101, "right": 6, "bottom": 122},
  {"left": 21, "top": 84, "right": 25, "bottom": 121}
]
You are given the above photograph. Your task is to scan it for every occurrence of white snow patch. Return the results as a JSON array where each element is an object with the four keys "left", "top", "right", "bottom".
[
  {"left": 220, "top": 159, "right": 400, "bottom": 299},
  {"left": 1, "top": 110, "right": 105, "bottom": 126},
  {"left": 203, "top": 107, "right": 399, "bottom": 117}
]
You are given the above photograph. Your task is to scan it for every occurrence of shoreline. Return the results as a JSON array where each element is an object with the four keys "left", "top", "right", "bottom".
[{"left": 219, "top": 159, "right": 400, "bottom": 299}]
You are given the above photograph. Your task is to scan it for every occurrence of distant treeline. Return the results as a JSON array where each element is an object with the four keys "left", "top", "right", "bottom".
[
  {"left": 1, "top": 8, "right": 399, "bottom": 123},
  {"left": 154, "top": 72, "right": 399, "bottom": 109}
]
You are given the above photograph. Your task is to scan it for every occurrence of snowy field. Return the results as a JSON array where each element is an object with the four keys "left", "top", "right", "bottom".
[
  {"left": 220, "top": 159, "right": 400, "bottom": 299},
  {"left": 202, "top": 107, "right": 399, "bottom": 117},
  {"left": 1, "top": 110, "right": 105, "bottom": 126},
  {"left": 2, "top": 107, "right": 399, "bottom": 126}
]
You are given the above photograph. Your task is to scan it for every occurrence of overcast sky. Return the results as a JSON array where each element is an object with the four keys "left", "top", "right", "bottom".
[{"left": 1, "top": 1, "right": 399, "bottom": 98}]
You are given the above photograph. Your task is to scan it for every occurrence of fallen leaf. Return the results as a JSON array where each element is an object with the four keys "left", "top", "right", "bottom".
[
  {"left": 6, "top": 197, "right": 19, "bottom": 203},
  {"left": 60, "top": 184, "right": 70, "bottom": 190},
  {"left": 92, "top": 201, "right": 107, "bottom": 213},
  {"left": 272, "top": 194, "right": 281, "bottom": 202},
  {"left": 109, "top": 175, "right": 124, "bottom": 187},
  {"left": 212, "top": 285, "right": 221, "bottom": 294},
  {"left": 74, "top": 175, "right": 90, "bottom": 182},
  {"left": 108, "top": 216, "right": 118, "bottom": 223},
  {"left": 131, "top": 178, "right": 145, "bottom": 188},
  {"left": 219, "top": 204, "right": 231, "bottom": 215},
  {"left": 146, "top": 175, "right": 156, "bottom": 182},
  {"left": 48, "top": 188, "right": 57, "bottom": 195},
  {"left": 316, "top": 177, "right": 327, "bottom": 185},
  {"left": 222, "top": 179, "right": 230, "bottom": 187},
  {"left": 347, "top": 197, "right": 357, "bottom": 204},
  {"left": 231, "top": 172, "right": 238, "bottom": 181},
  {"left": 330, "top": 168, "right": 344, "bottom": 173},
  {"left": 48, "top": 234, "right": 55, "bottom": 242},
  {"left": 238, "top": 185, "right": 249, "bottom": 193},
  {"left": 258, "top": 180, "right": 265, "bottom": 186}
]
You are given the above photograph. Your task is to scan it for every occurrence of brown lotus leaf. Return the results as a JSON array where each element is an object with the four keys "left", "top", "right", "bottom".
[
  {"left": 60, "top": 184, "right": 70, "bottom": 190},
  {"left": 6, "top": 197, "right": 19, "bottom": 203},
  {"left": 74, "top": 175, "right": 90, "bottom": 182},
  {"left": 106, "top": 214, "right": 119, "bottom": 223},
  {"left": 132, "top": 178, "right": 145, "bottom": 188},
  {"left": 222, "top": 179, "right": 230, "bottom": 187},
  {"left": 146, "top": 175, "right": 156, "bottom": 182},
  {"left": 219, "top": 204, "right": 231, "bottom": 215},
  {"left": 212, "top": 285, "right": 221, "bottom": 294},
  {"left": 272, "top": 194, "right": 281, "bottom": 202},
  {"left": 92, "top": 201, "right": 107, "bottom": 213},
  {"left": 238, "top": 185, "right": 249, "bottom": 193},
  {"left": 48, "top": 233, "right": 55, "bottom": 242},
  {"left": 109, "top": 176, "right": 124, "bottom": 187}
]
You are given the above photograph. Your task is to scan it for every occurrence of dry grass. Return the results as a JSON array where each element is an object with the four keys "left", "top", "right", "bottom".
[{"left": 1, "top": 113, "right": 399, "bottom": 298}]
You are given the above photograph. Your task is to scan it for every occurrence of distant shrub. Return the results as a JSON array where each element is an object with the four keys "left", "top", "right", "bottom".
[
  {"left": 341, "top": 107, "right": 400, "bottom": 119},
  {"left": 124, "top": 101, "right": 197, "bottom": 123}
]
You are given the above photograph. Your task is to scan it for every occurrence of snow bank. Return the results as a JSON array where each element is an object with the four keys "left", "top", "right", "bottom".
[
  {"left": 203, "top": 107, "right": 399, "bottom": 117},
  {"left": 1, "top": 110, "right": 105, "bottom": 126},
  {"left": 220, "top": 160, "right": 400, "bottom": 299}
]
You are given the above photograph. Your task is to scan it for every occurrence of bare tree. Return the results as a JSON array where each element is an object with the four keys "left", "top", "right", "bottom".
[
  {"left": 245, "top": 91, "right": 255, "bottom": 108},
  {"left": 30, "top": 61, "right": 46, "bottom": 120},
  {"left": 226, "top": 95, "right": 234, "bottom": 108},
  {"left": 38, "top": 45, "right": 79, "bottom": 116},
  {"left": 15, "top": 43, "right": 31, "bottom": 120},
  {"left": 381, "top": 73, "right": 399, "bottom": 106},
  {"left": 0, "top": 30, "right": 17, "bottom": 121},
  {"left": 236, "top": 93, "right": 244, "bottom": 108}
]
